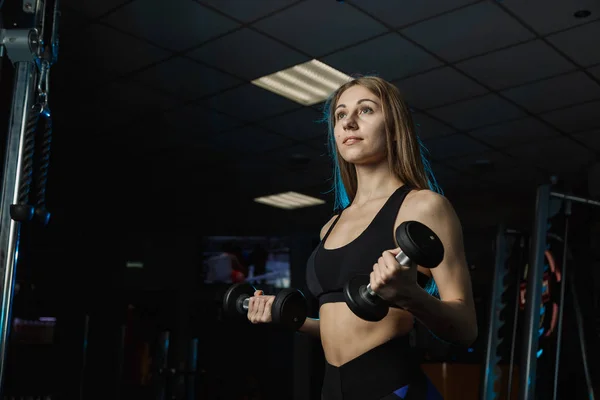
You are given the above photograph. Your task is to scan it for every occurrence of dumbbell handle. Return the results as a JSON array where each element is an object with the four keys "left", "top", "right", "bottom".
[
  {"left": 241, "top": 297, "right": 250, "bottom": 311},
  {"left": 364, "top": 250, "right": 411, "bottom": 299}
]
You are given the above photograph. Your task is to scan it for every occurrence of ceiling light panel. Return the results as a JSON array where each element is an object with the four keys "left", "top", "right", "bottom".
[
  {"left": 252, "top": 60, "right": 352, "bottom": 106},
  {"left": 254, "top": 191, "right": 326, "bottom": 210}
]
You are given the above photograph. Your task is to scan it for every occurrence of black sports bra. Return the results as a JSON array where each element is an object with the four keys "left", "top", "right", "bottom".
[{"left": 305, "top": 186, "right": 432, "bottom": 307}]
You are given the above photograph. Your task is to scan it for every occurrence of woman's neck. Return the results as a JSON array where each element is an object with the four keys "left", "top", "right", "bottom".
[{"left": 352, "top": 163, "right": 404, "bottom": 207}]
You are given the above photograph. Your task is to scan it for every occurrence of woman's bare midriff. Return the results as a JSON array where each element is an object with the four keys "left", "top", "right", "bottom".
[{"left": 319, "top": 303, "right": 415, "bottom": 367}]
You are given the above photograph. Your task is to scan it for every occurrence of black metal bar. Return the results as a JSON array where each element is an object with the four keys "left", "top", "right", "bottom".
[
  {"left": 481, "top": 223, "right": 508, "bottom": 400},
  {"left": 0, "top": 60, "right": 37, "bottom": 394},
  {"left": 518, "top": 184, "right": 551, "bottom": 400},
  {"left": 507, "top": 235, "right": 525, "bottom": 399},
  {"left": 552, "top": 200, "right": 571, "bottom": 400},
  {"left": 1, "top": 2, "right": 55, "bottom": 393}
]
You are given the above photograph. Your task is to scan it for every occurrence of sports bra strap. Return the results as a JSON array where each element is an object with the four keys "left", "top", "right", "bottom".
[{"left": 321, "top": 211, "right": 344, "bottom": 242}]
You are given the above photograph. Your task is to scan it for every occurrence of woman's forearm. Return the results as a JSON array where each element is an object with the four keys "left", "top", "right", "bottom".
[
  {"left": 298, "top": 317, "right": 320, "bottom": 338},
  {"left": 399, "top": 287, "right": 477, "bottom": 346}
]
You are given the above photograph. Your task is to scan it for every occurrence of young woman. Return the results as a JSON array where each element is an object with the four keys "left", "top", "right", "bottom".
[{"left": 247, "top": 76, "right": 477, "bottom": 400}]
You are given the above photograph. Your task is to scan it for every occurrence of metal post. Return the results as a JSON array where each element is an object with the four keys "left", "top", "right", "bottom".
[
  {"left": 552, "top": 201, "right": 571, "bottom": 400},
  {"left": 507, "top": 235, "right": 525, "bottom": 399},
  {"left": 0, "top": 59, "right": 38, "bottom": 394},
  {"left": 155, "top": 331, "right": 170, "bottom": 400},
  {"left": 481, "top": 224, "right": 508, "bottom": 400},
  {"left": 518, "top": 184, "right": 551, "bottom": 400},
  {"left": 186, "top": 338, "right": 198, "bottom": 400}
]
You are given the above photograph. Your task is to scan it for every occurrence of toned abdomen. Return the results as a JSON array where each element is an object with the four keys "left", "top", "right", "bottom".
[{"left": 319, "top": 303, "right": 415, "bottom": 367}]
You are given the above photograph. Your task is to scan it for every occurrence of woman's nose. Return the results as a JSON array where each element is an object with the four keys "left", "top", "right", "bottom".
[{"left": 342, "top": 115, "right": 357, "bottom": 130}]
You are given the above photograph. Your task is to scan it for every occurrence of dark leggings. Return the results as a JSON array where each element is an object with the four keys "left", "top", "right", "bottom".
[{"left": 321, "top": 336, "right": 443, "bottom": 400}]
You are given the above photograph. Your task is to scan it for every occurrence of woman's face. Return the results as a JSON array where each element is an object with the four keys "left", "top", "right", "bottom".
[{"left": 333, "top": 85, "right": 387, "bottom": 166}]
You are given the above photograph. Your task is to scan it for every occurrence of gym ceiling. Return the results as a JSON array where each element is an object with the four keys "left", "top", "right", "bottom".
[{"left": 37, "top": 0, "right": 600, "bottom": 235}]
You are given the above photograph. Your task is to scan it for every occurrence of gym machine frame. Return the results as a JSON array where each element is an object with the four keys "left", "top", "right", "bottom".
[
  {"left": 0, "top": 0, "right": 59, "bottom": 395},
  {"left": 518, "top": 184, "right": 599, "bottom": 400},
  {"left": 482, "top": 183, "right": 600, "bottom": 400}
]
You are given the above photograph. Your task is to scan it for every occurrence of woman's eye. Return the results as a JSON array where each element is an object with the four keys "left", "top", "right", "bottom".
[{"left": 335, "top": 107, "right": 372, "bottom": 121}]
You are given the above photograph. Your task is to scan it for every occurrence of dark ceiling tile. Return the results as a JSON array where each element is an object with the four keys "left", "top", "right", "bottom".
[
  {"left": 571, "top": 129, "right": 600, "bottom": 152},
  {"left": 53, "top": 57, "right": 117, "bottom": 93},
  {"left": 61, "top": 0, "right": 130, "bottom": 18},
  {"left": 253, "top": 0, "right": 388, "bottom": 57},
  {"left": 589, "top": 64, "right": 600, "bottom": 80},
  {"left": 56, "top": 5, "right": 92, "bottom": 33},
  {"left": 350, "top": 0, "right": 479, "bottom": 29},
  {"left": 259, "top": 107, "right": 327, "bottom": 141},
  {"left": 95, "top": 80, "right": 182, "bottom": 115},
  {"left": 469, "top": 117, "right": 560, "bottom": 148},
  {"left": 401, "top": 2, "right": 534, "bottom": 62},
  {"left": 162, "top": 104, "right": 245, "bottom": 135},
  {"left": 500, "top": 0, "right": 600, "bottom": 35},
  {"left": 321, "top": 33, "right": 442, "bottom": 81},
  {"left": 134, "top": 57, "right": 243, "bottom": 100},
  {"left": 103, "top": 0, "right": 240, "bottom": 51},
  {"left": 263, "top": 143, "right": 330, "bottom": 167},
  {"left": 395, "top": 67, "right": 489, "bottom": 109},
  {"left": 501, "top": 71, "right": 600, "bottom": 113},
  {"left": 455, "top": 40, "right": 577, "bottom": 90},
  {"left": 204, "top": 84, "right": 301, "bottom": 122},
  {"left": 199, "top": 0, "right": 300, "bottom": 22},
  {"left": 546, "top": 21, "right": 600, "bottom": 67},
  {"left": 64, "top": 23, "right": 170, "bottom": 75},
  {"left": 412, "top": 113, "right": 456, "bottom": 140},
  {"left": 210, "top": 126, "right": 295, "bottom": 154},
  {"left": 187, "top": 29, "right": 309, "bottom": 80},
  {"left": 428, "top": 94, "right": 526, "bottom": 131},
  {"left": 423, "top": 134, "right": 492, "bottom": 159},
  {"left": 540, "top": 100, "right": 600, "bottom": 133}
]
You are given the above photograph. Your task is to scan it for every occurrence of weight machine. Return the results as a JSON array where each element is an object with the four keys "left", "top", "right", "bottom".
[
  {"left": 482, "top": 182, "right": 600, "bottom": 399},
  {"left": 0, "top": 0, "right": 59, "bottom": 395}
]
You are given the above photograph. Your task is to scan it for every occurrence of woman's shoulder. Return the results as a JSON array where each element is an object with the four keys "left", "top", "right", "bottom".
[
  {"left": 398, "top": 189, "right": 457, "bottom": 227},
  {"left": 404, "top": 188, "right": 450, "bottom": 211}
]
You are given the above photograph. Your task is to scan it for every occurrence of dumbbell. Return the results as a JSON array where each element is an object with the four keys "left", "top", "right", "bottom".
[
  {"left": 222, "top": 283, "right": 308, "bottom": 330},
  {"left": 343, "top": 220, "right": 444, "bottom": 322}
]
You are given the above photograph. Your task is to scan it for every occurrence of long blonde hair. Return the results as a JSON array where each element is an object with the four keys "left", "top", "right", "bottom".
[{"left": 323, "top": 76, "right": 442, "bottom": 211}]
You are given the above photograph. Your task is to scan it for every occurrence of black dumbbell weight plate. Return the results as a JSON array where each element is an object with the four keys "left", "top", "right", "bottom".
[
  {"left": 222, "top": 283, "right": 255, "bottom": 321},
  {"left": 395, "top": 221, "right": 444, "bottom": 269},
  {"left": 343, "top": 275, "right": 388, "bottom": 322},
  {"left": 271, "top": 289, "right": 307, "bottom": 330}
]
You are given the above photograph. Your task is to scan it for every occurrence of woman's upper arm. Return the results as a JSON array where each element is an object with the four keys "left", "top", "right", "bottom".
[{"left": 399, "top": 191, "right": 474, "bottom": 307}]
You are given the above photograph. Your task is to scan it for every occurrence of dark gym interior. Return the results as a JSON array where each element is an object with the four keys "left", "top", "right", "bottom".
[{"left": 0, "top": 0, "right": 599, "bottom": 399}]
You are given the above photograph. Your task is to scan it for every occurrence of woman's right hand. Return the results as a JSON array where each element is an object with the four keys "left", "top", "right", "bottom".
[{"left": 247, "top": 290, "right": 275, "bottom": 324}]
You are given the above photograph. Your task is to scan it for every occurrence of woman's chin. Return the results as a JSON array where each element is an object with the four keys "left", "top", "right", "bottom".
[{"left": 341, "top": 154, "right": 386, "bottom": 166}]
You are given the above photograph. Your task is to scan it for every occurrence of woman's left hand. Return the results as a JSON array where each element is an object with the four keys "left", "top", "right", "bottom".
[{"left": 369, "top": 247, "right": 420, "bottom": 306}]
